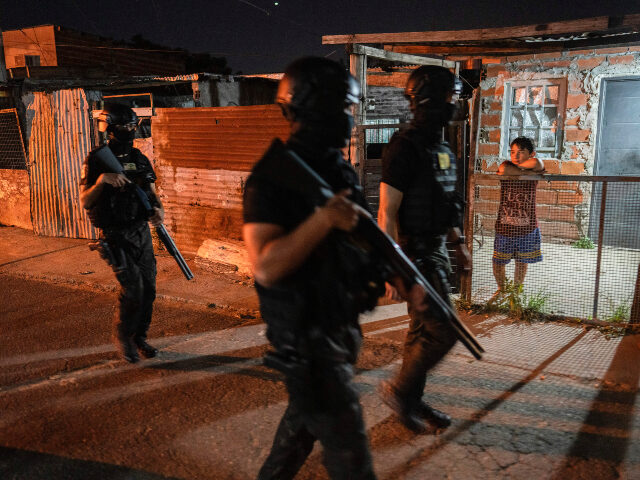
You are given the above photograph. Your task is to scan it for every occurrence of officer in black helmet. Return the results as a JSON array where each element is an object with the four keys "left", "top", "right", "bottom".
[
  {"left": 244, "top": 56, "right": 425, "bottom": 480},
  {"left": 80, "top": 103, "right": 164, "bottom": 363},
  {"left": 378, "top": 66, "right": 471, "bottom": 433}
]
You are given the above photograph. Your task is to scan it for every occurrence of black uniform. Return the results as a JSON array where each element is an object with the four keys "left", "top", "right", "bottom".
[
  {"left": 81, "top": 141, "right": 157, "bottom": 345},
  {"left": 244, "top": 138, "right": 382, "bottom": 480},
  {"left": 381, "top": 126, "right": 461, "bottom": 409}
]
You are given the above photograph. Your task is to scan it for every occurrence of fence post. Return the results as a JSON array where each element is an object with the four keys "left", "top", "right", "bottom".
[
  {"left": 592, "top": 181, "right": 608, "bottom": 321},
  {"left": 461, "top": 88, "right": 481, "bottom": 303},
  {"left": 631, "top": 263, "right": 640, "bottom": 325}
]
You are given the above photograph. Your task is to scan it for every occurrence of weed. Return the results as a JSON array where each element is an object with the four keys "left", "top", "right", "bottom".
[
  {"left": 605, "top": 301, "right": 630, "bottom": 323},
  {"left": 572, "top": 236, "right": 595, "bottom": 249},
  {"left": 485, "top": 279, "right": 549, "bottom": 321}
]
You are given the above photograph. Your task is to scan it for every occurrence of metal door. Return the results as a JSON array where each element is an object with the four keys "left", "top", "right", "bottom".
[{"left": 589, "top": 77, "right": 640, "bottom": 249}]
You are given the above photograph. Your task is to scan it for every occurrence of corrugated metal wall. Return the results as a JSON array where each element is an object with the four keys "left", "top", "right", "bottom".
[
  {"left": 26, "top": 89, "right": 97, "bottom": 238},
  {"left": 152, "top": 105, "right": 289, "bottom": 254}
]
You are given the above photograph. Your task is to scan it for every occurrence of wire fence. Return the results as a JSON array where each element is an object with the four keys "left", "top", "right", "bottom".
[
  {"left": 0, "top": 108, "right": 27, "bottom": 170},
  {"left": 468, "top": 174, "right": 640, "bottom": 322}
]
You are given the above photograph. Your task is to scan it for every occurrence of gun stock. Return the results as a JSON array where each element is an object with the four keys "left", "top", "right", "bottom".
[
  {"left": 254, "top": 141, "right": 484, "bottom": 359},
  {"left": 93, "top": 145, "right": 194, "bottom": 280}
]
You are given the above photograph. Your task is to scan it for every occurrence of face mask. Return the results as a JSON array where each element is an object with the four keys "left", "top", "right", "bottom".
[
  {"left": 316, "top": 111, "right": 354, "bottom": 148},
  {"left": 413, "top": 101, "right": 458, "bottom": 129},
  {"left": 111, "top": 125, "right": 136, "bottom": 144}
]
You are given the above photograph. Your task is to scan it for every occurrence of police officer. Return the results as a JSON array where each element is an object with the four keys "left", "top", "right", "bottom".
[
  {"left": 80, "top": 103, "right": 164, "bottom": 364},
  {"left": 243, "top": 57, "right": 425, "bottom": 480},
  {"left": 378, "top": 65, "right": 471, "bottom": 433}
]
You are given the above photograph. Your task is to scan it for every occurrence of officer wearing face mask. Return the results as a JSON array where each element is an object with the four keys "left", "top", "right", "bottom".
[
  {"left": 243, "top": 56, "right": 411, "bottom": 480},
  {"left": 377, "top": 66, "right": 471, "bottom": 433},
  {"left": 80, "top": 103, "right": 164, "bottom": 364}
]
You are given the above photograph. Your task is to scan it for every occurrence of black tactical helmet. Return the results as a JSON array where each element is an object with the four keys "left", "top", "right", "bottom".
[
  {"left": 276, "top": 56, "right": 360, "bottom": 119},
  {"left": 405, "top": 65, "right": 462, "bottom": 111},
  {"left": 96, "top": 103, "right": 138, "bottom": 133}
]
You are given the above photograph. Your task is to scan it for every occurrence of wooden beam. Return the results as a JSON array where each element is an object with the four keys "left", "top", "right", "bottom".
[
  {"left": 322, "top": 15, "right": 640, "bottom": 45},
  {"left": 350, "top": 44, "right": 455, "bottom": 68},
  {"left": 384, "top": 44, "right": 556, "bottom": 55}
]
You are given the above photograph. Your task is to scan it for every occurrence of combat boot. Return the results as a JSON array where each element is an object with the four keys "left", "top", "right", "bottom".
[
  {"left": 379, "top": 380, "right": 427, "bottom": 433},
  {"left": 135, "top": 338, "right": 158, "bottom": 358},
  {"left": 117, "top": 336, "right": 140, "bottom": 364},
  {"left": 420, "top": 401, "right": 452, "bottom": 428}
]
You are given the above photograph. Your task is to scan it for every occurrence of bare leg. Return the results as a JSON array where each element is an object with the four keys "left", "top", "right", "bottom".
[
  {"left": 493, "top": 262, "right": 506, "bottom": 290},
  {"left": 514, "top": 262, "right": 528, "bottom": 286}
]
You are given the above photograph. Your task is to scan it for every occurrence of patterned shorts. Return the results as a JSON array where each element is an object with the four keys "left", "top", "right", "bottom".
[{"left": 493, "top": 227, "right": 542, "bottom": 265}]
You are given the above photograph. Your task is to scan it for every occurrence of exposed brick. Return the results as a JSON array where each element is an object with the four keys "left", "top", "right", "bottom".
[
  {"left": 597, "top": 46, "right": 629, "bottom": 54},
  {"left": 565, "top": 129, "right": 591, "bottom": 142},
  {"left": 480, "top": 113, "right": 501, "bottom": 127},
  {"left": 537, "top": 189, "right": 558, "bottom": 205},
  {"left": 561, "top": 161, "right": 585, "bottom": 174},
  {"left": 576, "top": 56, "right": 605, "bottom": 70},
  {"left": 506, "top": 53, "right": 535, "bottom": 63},
  {"left": 568, "top": 49, "right": 595, "bottom": 56},
  {"left": 495, "top": 84, "right": 504, "bottom": 96},
  {"left": 557, "top": 191, "right": 584, "bottom": 205},
  {"left": 548, "top": 181, "right": 579, "bottom": 191},
  {"left": 609, "top": 54, "right": 635, "bottom": 65},
  {"left": 489, "top": 101, "right": 502, "bottom": 111},
  {"left": 565, "top": 116, "right": 580, "bottom": 127},
  {"left": 546, "top": 60, "right": 571, "bottom": 68},
  {"left": 569, "top": 77, "right": 582, "bottom": 92},
  {"left": 478, "top": 185, "right": 501, "bottom": 202},
  {"left": 474, "top": 200, "right": 500, "bottom": 215},
  {"left": 486, "top": 64, "right": 504, "bottom": 77},
  {"left": 535, "top": 51, "right": 563, "bottom": 60},
  {"left": 481, "top": 85, "right": 495, "bottom": 95},
  {"left": 630, "top": 46, "right": 640, "bottom": 52},
  {"left": 566, "top": 93, "right": 588, "bottom": 109},
  {"left": 571, "top": 145, "right": 580, "bottom": 159},
  {"left": 542, "top": 159, "right": 560, "bottom": 174},
  {"left": 537, "top": 205, "right": 576, "bottom": 223},
  {"left": 482, "top": 57, "right": 505, "bottom": 64},
  {"left": 481, "top": 160, "right": 499, "bottom": 173},
  {"left": 539, "top": 220, "right": 579, "bottom": 240},
  {"left": 476, "top": 177, "right": 501, "bottom": 186},
  {"left": 488, "top": 129, "right": 501, "bottom": 143},
  {"left": 478, "top": 143, "right": 500, "bottom": 156}
]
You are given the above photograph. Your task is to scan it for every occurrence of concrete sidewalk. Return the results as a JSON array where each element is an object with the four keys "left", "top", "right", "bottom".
[
  {"left": 2, "top": 225, "right": 640, "bottom": 479},
  {"left": 0, "top": 226, "right": 259, "bottom": 315}
]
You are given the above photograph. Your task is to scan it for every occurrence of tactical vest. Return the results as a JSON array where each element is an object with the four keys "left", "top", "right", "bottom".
[
  {"left": 248, "top": 140, "right": 386, "bottom": 359},
  {"left": 392, "top": 128, "right": 462, "bottom": 239},
  {"left": 87, "top": 147, "right": 156, "bottom": 230}
]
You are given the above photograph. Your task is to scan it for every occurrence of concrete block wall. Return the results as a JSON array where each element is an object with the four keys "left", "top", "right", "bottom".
[{"left": 475, "top": 45, "right": 640, "bottom": 243}]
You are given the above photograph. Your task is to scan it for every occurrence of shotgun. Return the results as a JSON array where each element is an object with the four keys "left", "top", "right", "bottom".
[
  {"left": 253, "top": 140, "right": 484, "bottom": 359},
  {"left": 93, "top": 145, "right": 194, "bottom": 280}
]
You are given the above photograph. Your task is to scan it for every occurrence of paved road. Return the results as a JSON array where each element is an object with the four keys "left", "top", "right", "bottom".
[{"left": 1, "top": 274, "right": 640, "bottom": 479}]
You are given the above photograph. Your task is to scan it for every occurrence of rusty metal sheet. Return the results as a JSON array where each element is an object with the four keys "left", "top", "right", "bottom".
[
  {"left": 26, "top": 89, "right": 98, "bottom": 239},
  {"left": 153, "top": 105, "right": 289, "bottom": 252},
  {"left": 152, "top": 105, "right": 289, "bottom": 171}
]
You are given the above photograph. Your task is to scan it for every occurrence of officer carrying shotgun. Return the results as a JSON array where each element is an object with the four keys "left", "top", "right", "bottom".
[{"left": 80, "top": 103, "right": 163, "bottom": 364}]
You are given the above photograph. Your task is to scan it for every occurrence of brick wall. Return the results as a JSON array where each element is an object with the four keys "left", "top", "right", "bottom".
[{"left": 476, "top": 45, "right": 640, "bottom": 242}]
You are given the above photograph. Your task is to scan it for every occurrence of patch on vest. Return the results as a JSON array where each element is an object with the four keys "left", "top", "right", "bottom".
[
  {"left": 123, "top": 163, "right": 137, "bottom": 171},
  {"left": 437, "top": 152, "right": 451, "bottom": 170}
]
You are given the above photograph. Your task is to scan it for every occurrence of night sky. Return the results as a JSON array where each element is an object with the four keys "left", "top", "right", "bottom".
[{"left": 1, "top": 0, "right": 638, "bottom": 74}]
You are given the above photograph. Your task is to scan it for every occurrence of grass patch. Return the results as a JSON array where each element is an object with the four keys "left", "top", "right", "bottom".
[
  {"left": 572, "top": 236, "right": 595, "bottom": 249},
  {"left": 484, "top": 280, "right": 549, "bottom": 321}
]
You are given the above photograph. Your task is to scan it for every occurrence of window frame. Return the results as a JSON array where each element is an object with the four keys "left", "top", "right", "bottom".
[{"left": 500, "top": 78, "right": 567, "bottom": 159}]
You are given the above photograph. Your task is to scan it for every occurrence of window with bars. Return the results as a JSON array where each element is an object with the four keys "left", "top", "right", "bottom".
[{"left": 501, "top": 79, "right": 567, "bottom": 158}]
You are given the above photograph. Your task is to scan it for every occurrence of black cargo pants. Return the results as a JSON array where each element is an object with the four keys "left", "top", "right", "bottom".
[
  {"left": 105, "top": 222, "right": 157, "bottom": 343},
  {"left": 258, "top": 358, "right": 376, "bottom": 480},
  {"left": 392, "top": 254, "right": 457, "bottom": 408}
]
